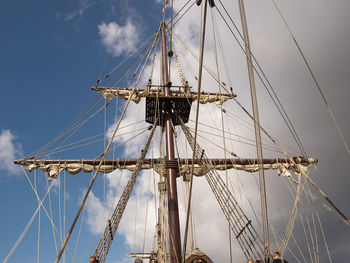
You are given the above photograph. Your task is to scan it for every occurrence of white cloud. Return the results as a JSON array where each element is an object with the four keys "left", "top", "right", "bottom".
[
  {"left": 85, "top": 169, "right": 129, "bottom": 235},
  {"left": 0, "top": 129, "right": 22, "bottom": 175},
  {"left": 98, "top": 20, "right": 140, "bottom": 57},
  {"left": 85, "top": 190, "right": 109, "bottom": 234},
  {"left": 56, "top": 0, "right": 94, "bottom": 21},
  {"left": 106, "top": 100, "right": 150, "bottom": 158},
  {"left": 84, "top": 168, "right": 158, "bottom": 248}
]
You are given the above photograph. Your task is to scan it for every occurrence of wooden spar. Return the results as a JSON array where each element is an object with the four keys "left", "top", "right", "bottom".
[
  {"left": 14, "top": 157, "right": 318, "bottom": 166},
  {"left": 92, "top": 86, "right": 237, "bottom": 98},
  {"left": 238, "top": 0, "right": 270, "bottom": 261},
  {"left": 161, "top": 22, "right": 182, "bottom": 263},
  {"left": 14, "top": 157, "right": 318, "bottom": 181}
]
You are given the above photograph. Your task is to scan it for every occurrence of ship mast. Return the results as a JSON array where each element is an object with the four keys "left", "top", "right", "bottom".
[
  {"left": 161, "top": 21, "right": 182, "bottom": 263},
  {"left": 10, "top": 1, "right": 350, "bottom": 263},
  {"left": 237, "top": 0, "right": 270, "bottom": 262}
]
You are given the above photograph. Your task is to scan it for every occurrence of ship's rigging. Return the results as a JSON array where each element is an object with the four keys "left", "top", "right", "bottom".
[{"left": 4, "top": 1, "right": 350, "bottom": 263}]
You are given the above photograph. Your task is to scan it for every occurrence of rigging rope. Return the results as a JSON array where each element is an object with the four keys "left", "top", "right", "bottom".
[
  {"left": 271, "top": 0, "right": 350, "bottom": 156},
  {"left": 32, "top": 98, "right": 108, "bottom": 158},
  {"left": 168, "top": 0, "right": 174, "bottom": 81},
  {"left": 180, "top": 118, "right": 265, "bottom": 260},
  {"left": 208, "top": 19, "right": 237, "bottom": 262},
  {"left": 35, "top": 170, "right": 41, "bottom": 263},
  {"left": 231, "top": 96, "right": 350, "bottom": 227},
  {"left": 26, "top": 97, "right": 103, "bottom": 159},
  {"left": 104, "top": 97, "right": 107, "bottom": 217},
  {"left": 22, "top": 168, "right": 77, "bottom": 263},
  {"left": 170, "top": 13, "right": 320, "bottom": 254},
  {"left": 215, "top": 1, "right": 308, "bottom": 156},
  {"left": 306, "top": 215, "right": 316, "bottom": 263},
  {"left": 312, "top": 213, "right": 320, "bottom": 263},
  {"left": 223, "top": 112, "right": 300, "bottom": 155},
  {"left": 34, "top": 125, "right": 146, "bottom": 158},
  {"left": 169, "top": 1, "right": 195, "bottom": 29},
  {"left": 275, "top": 181, "right": 310, "bottom": 263},
  {"left": 54, "top": 85, "right": 134, "bottom": 263},
  {"left": 182, "top": 1, "right": 209, "bottom": 261},
  {"left": 300, "top": 215, "right": 314, "bottom": 263},
  {"left": 22, "top": 167, "right": 78, "bottom": 263},
  {"left": 271, "top": 223, "right": 304, "bottom": 263},
  {"left": 96, "top": 0, "right": 130, "bottom": 82},
  {"left": 280, "top": 174, "right": 308, "bottom": 260},
  {"left": 316, "top": 212, "right": 332, "bottom": 263},
  {"left": 35, "top": 121, "right": 144, "bottom": 157},
  {"left": 192, "top": 116, "right": 299, "bottom": 154},
  {"left": 102, "top": 33, "right": 156, "bottom": 84},
  {"left": 59, "top": 167, "right": 63, "bottom": 252},
  {"left": 142, "top": 169, "right": 153, "bottom": 256},
  {"left": 3, "top": 180, "right": 55, "bottom": 263},
  {"left": 237, "top": 0, "right": 270, "bottom": 259},
  {"left": 73, "top": 178, "right": 89, "bottom": 260},
  {"left": 109, "top": 46, "right": 152, "bottom": 87},
  {"left": 93, "top": 119, "right": 158, "bottom": 263},
  {"left": 63, "top": 171, "right": 66, "bottom": 263},
  {"left": 109, "top": 25, "right": 160, "bottom": 90},
  {"left": 278, "top": 173, "right": 302, "bottom": 254},
  {"left": 189, "top": 126, "right": 282, "bottom": 154},
  {"left": 93, "top": 20, "right": 158, "bottom": 262},
  {"left": 47, "top": 176, "right": 58, "bottom": 255}
]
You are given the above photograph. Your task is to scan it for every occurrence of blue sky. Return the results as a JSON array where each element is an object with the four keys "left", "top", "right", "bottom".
[
  {"left": 1, "top": 0, "right": 350, "bottom": 262},
  {"left": 0, "top": 1, "right": 164, "bottom": 262},
  {"left": 0, "top": 0, "right": 161, "bottom": 147}
]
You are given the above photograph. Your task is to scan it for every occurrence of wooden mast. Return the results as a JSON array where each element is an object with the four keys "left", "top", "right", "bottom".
[
  {"left": 237, "top": 0, "right": 270, "bottom": 261},
  {"left": 14, "top": 157, "right": 317, "bottom": 167},
  {"left": 161, "top": 21, "right": 182, "bottom": 263}
]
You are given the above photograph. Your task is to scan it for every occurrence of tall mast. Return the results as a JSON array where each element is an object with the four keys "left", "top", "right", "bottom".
[
  {"left": 237, "top": 0, "right": 270, "bottom": 262},
  {"left": 161, "top": 21, "right": 182, "bottom": 263}
]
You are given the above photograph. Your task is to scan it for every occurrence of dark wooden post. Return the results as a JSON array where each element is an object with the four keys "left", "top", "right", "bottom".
[{"left": 161, "top": 22, "right": 182, "bottom": 263}]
